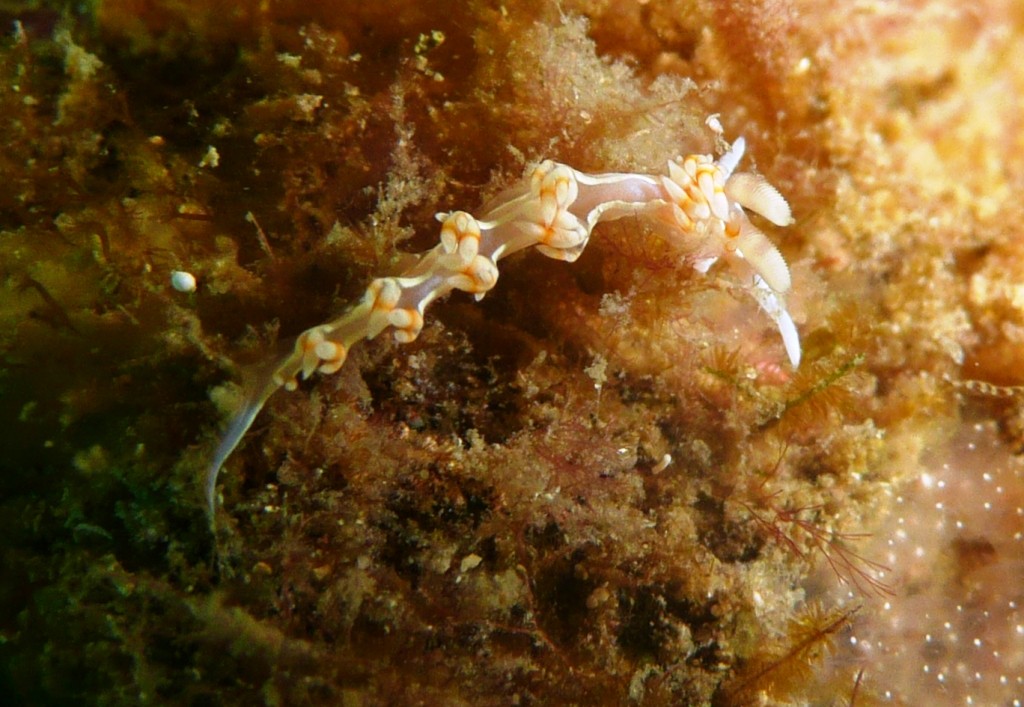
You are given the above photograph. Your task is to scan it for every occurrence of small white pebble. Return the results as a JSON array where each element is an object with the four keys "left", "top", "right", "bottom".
[{"left": 171, "top": 270, "right": 197, "bottom": 293}]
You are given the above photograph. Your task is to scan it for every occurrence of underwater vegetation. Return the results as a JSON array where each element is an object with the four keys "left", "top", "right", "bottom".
[{"left": 1, "top": 0, "right": 1023, "bottom": 704}]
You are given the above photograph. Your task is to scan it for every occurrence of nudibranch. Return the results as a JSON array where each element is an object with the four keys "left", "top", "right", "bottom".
[{"left": 205, "top": 136, "right": 798, "bottom": 518}]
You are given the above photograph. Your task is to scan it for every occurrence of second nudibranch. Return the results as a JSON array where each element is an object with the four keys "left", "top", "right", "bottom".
[{"left": 205, "top": 136, "right": 799, "bottom": 517}]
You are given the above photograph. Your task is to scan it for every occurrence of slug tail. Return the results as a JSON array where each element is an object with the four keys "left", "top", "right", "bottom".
[{"left": 205, "top": 347, "right": 303, "bottom": 524}]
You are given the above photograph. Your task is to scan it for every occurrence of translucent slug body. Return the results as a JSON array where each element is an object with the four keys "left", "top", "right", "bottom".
[{"left": 205, "top": 136, "right": 799, "bottom": 517}]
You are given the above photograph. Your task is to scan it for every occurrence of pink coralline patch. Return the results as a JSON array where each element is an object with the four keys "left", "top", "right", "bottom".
[{"left": 823, "top": 419, "right": 1024, "bottom": 703}]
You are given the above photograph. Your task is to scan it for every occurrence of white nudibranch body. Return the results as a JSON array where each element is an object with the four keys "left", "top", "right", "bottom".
[{"left": 205, "top": 135, "right": 799, "bottom": 518}]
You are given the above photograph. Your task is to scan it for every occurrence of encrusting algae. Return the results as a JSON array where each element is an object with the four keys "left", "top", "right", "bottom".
[{"left": 1, "top": 1, "right": 1023, "bottom": 705}]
